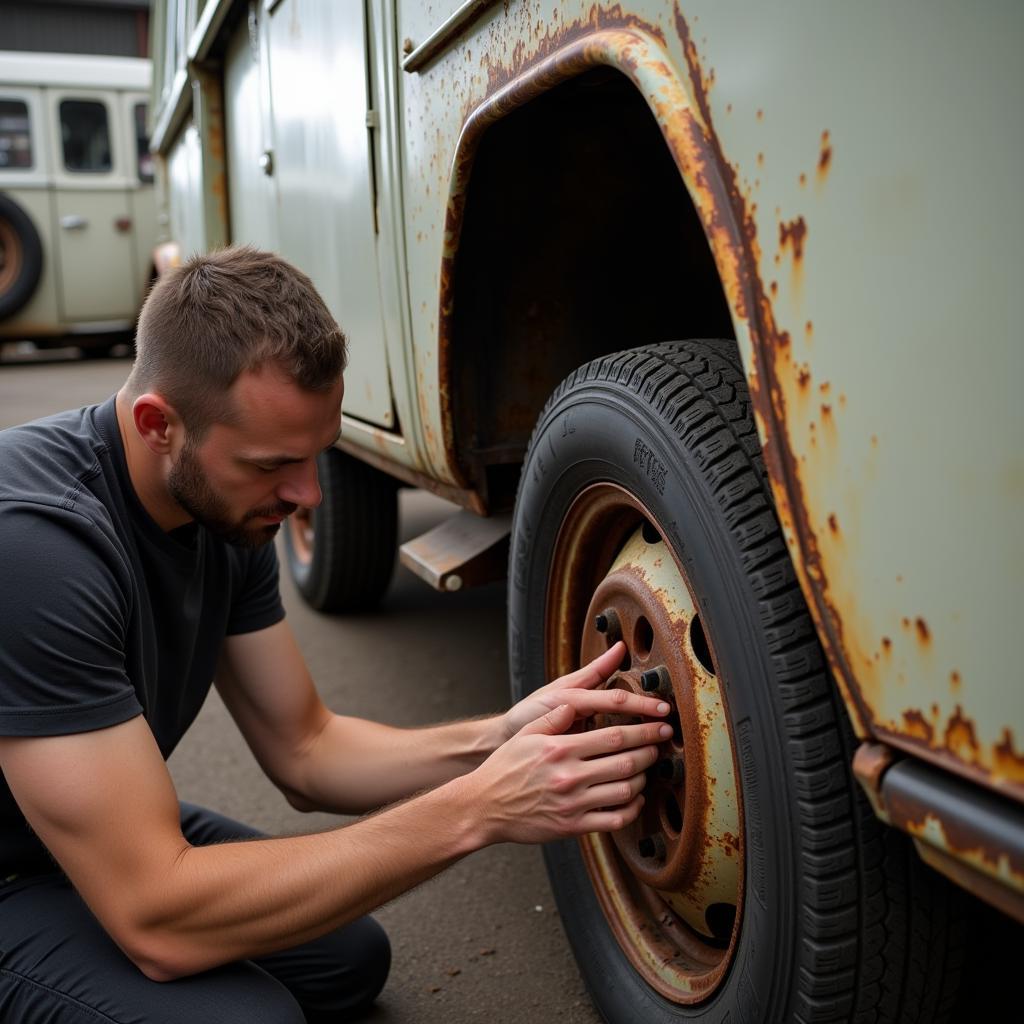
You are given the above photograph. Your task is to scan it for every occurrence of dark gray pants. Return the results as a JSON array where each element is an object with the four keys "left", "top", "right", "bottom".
[{"left": 0, "top": 803, "right": 390, "bottom": 1023}]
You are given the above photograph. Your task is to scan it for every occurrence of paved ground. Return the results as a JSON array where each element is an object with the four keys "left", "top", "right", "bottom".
[{"left": 0, "top": 349, "right": 603, "bottom": 1024}]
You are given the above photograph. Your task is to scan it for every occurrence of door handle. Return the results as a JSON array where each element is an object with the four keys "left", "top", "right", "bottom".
[{"left": 60, "top": 215, "right": 89, "bottom": 230}]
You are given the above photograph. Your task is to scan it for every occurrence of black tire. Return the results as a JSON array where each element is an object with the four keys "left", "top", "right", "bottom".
[
  {"left": 283, "top": 447, "right": 398, "bottom": 612},
  {"left": 0, "top": 193, "right": 43, "bottom": 320},
  {"left": 508, "top": 341, "right": 966, "bottom": 1023}
]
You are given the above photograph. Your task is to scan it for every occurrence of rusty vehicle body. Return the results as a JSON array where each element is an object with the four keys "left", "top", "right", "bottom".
[{"left": 149, "top": 1, "right": 1022, "bottom": 1019}]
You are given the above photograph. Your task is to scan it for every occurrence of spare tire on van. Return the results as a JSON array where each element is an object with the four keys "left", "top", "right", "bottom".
[{"left": 0, "top": 193, "right": 43, "bottom": 320}]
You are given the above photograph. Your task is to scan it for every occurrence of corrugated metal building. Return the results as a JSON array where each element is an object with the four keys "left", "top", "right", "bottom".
[{"left": 0, "top": 0, "right": 150, "bottom": 58}]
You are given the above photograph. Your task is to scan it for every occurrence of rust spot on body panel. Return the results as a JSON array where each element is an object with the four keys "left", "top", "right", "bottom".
[
  {"left": 817, "top": 130, "right": 833, "bottom": 183},
  {"left": 945, "top": 706, "right": 981, "bottom": 762},
  {"left": 779, "top": 216, "right": 807, "bottom": 263},
  {"left": 995, "top": 730, "right": 1024, "bottom": 784},
  {"left": 903, "top": 710, "right": 934, "bottom": 744}
]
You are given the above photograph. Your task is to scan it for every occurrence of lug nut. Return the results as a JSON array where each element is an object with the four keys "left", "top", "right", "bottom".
[
  {"left": 655, "top": 757, "right": 685, "bottom": 785},
  {"left": 638, "top": 834, "right": 666, "bottom": 860},
  {"left": 594, "top": 608, "right": 622, "bottom": 643},
  {"left": 640, "top": 665, "right": 672, "bottom": 699}
]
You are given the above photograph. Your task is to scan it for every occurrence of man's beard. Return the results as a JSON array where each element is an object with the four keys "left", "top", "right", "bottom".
[{"left": 167, "top": 442, "right": 297, "bottom": 549}]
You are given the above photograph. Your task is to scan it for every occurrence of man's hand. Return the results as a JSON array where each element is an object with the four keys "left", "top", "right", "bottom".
[
  {"left": 501, "top": 642, "right": 669, "bottom": 741},
  {"left": 466, "top": 702, "right": 671, "bottom": 845}
]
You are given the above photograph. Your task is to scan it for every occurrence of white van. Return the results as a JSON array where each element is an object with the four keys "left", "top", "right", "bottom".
[{"left": 0, "top": 50, "right": 156, "bottom": 355}]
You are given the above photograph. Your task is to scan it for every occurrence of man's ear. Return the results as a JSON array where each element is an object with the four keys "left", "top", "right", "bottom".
[{"left": 132, "top": 394, "right": 183, "bottom": 456}]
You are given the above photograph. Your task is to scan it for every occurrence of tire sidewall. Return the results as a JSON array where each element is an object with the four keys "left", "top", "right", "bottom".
[
  {"left": 509, "top": 380, "right": 797, "bottom": 1023},
  {"left": 283, "top": 454, "right": 331, "bottom": 601},
  {"left": 0, "top": 194, "right": 44, "bottom": 320}
]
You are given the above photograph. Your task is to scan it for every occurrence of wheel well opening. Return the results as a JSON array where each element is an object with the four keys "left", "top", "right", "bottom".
[{"left": 450, "top": 67, "right": 735, "bottom": 509}]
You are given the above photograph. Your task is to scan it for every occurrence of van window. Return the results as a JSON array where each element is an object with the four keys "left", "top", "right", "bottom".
[
  {"left": 0, "top": 99, "right": 32, "bottom": 169},
  {"left": 59, "top": 99, "right": 112, "bottom": 173},
  {"left": 134, "top": 102, "right": 154, "bottom": 184}
]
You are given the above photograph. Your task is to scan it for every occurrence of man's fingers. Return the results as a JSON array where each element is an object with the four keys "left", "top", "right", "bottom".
[
  {"left": 581, "top": 743, "right": 660, "bottom": 785},
  {"left": 558, "top": 642, "right": 626, "bottom": 691},
  {"left": 578, "top": 793, "right": 646, "bottom": 834},
  {"left": 520, "top": 702, "right": 576, "bottom": 737},
  {"left": 582, "top": 773, "right": 649, "bottom": 810},
  {"left": 565, "top": 687, "right": 669, "bottom": 721},
  {"left": 569, "top": 720, "right": 673, "bottom": 758}
]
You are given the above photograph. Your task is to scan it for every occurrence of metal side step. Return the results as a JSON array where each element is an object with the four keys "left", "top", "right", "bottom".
[{"left": 399, "top": 510, "right": 512, "bottom": 592}]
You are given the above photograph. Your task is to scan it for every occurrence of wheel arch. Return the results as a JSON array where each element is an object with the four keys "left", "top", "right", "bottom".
[
  {"left": 439, "top": 27, "right": 735, "bottom": 511},
  {"left": 437, "top": 21, "right": 874, "bottom": 740}
]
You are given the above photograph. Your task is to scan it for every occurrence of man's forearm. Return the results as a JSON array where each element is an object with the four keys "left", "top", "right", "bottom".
[
  {"left": 133, "top": 774, "right": 482, "bottom": 980},
  {"left": 280, "top": 712, "right": 508, "bottom": 815}
]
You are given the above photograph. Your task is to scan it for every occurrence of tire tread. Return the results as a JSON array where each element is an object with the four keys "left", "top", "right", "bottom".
[{"left": 526, "top": 339, "right": 966, "bottom": 1023}]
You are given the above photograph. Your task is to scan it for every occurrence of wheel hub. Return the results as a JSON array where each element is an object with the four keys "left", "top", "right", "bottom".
[
  {"left": 0, "top": 219, "right": 22, "bottom": 294},
  {"left": 546, "top": 483, "right": 744, "bottom": 1003}
]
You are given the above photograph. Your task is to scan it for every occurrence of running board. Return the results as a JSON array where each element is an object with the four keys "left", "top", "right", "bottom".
[
  {"left": 854, "top": 742, "right": 1024, "bottom": 923},
  {"left": 399, "top": 510, "right": 512, "bottom": 592}
]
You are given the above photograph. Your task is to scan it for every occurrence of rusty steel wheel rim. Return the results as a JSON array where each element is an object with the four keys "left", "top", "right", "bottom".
[
  {"left": 288, "top": 506, "right": 315, "bottom": 567},
  {"left": 0, "top": 218, "right": 22, "bottom": 295},
  {"left": 545, "top": 483, "right": 744, "bottom": 1004}
]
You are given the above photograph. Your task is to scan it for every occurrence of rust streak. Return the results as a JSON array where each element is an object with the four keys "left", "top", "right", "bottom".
[
  {"left": 817, "top": 129, "right": 833, "bottom": 183},
  {"left": 667, "top": 5, "right": 891, "bottom": 743},
  {"left": 779, "top": 216, "right": 807, "bottom": 263}
]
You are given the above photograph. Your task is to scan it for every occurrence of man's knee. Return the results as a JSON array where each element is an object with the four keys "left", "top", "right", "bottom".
[
  {"left": 0, "top": 954, "right": 305, "bottom": 1024},
  {"left": 263, "top": 915, "right": 391, "bottom": 1019},
  {"left": 344, "top": 915, "right": 391, "bottom": 1010},
  {"left": 311, "top": 915, "right": 391, "bottom": 1015},
  {"left": 156, "top": 961, "right": 308, "bottom": 1024}
]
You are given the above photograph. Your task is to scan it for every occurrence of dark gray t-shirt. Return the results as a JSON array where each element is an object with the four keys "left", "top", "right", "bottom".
[{"left": 0, "top": 397, "right": 285, "bottom": 871}]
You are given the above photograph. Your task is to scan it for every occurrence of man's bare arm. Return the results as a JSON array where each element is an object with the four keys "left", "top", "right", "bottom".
[
  {"left": 215, "top": 622, "right": 667, "bottom": 814},
  {"left": 0, "top": 705, "right": 666, "bottom": 981}
]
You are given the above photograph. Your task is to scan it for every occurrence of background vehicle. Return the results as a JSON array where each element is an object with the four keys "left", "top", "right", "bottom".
[
  {"left": 148, "top": 2, "right": 1023, "bottom": 1021},
  {"left": 0, "top": 50, "right": 156, "bottom": 355}
]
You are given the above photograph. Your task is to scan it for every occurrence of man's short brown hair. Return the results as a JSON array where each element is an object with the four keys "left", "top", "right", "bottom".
[{"left": 127, "top": 246, "right": 347, "bottom": 437}]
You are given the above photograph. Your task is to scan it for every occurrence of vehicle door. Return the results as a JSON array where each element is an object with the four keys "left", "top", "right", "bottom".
[
  {"left": 222, "top": 0, "right": 394, "bottom": 428},
  {"left": 119, "top": 91, "right": 157, "bottom": 309},
  {"left": 48, "top": 86, "right": 135, "bottom": 322}
]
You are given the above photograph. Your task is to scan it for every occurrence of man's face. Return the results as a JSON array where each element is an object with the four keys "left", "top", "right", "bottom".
[{"left": 167, "top": 365, "right": 344, "bottom": 548}]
